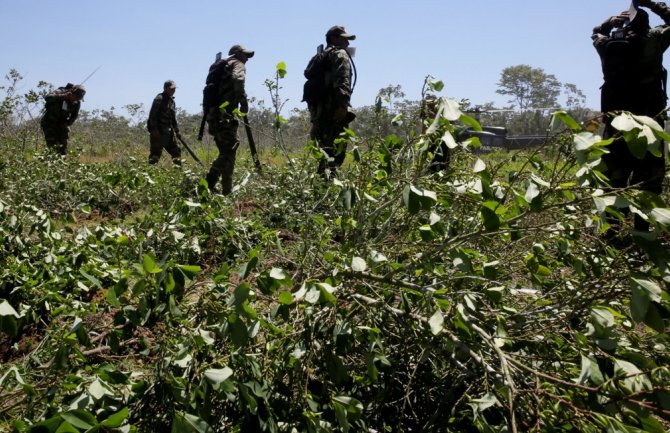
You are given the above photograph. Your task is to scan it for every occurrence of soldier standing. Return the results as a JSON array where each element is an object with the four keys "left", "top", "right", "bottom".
[
  {"left": 40, "top": 84, "right": 86, "bottom": 155},
  {"left": 147, "top": 80, "right": 182, "bottom": 165},
  {"left": 305, "top": 25, "right": 357, "bottom": 178},
  {"left": 593, "top": 0, "right": 670, "bottom": 232},
  {"left": 205, "top": 44, "right": 254, "bottom": 194}
]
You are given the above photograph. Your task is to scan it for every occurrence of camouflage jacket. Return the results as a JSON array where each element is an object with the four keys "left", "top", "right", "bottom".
[
  {"left": 219, "top": 57, "right": 248, "bottom": 113},
  {"left": 310, "top": 46, "right": 353, "bottom": 121},
  {"left": 593, "top": 2, "right": 670, "bottom": 85},
  {"left": 148, "top": 92, "right": 179, "bottom": 133},
  {"left": 41, "top": 89, "right": 81, "bottom": 128},
  {"left": 324, "top": 46, "right": 352, "bottom": 109}
]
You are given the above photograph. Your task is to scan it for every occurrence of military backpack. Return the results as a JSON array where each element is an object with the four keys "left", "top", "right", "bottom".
[
  {"left": 302, "top": 45, "right": 332, "bottom": 107},
  {"left": 202, "top": 57, "right": 233, "bottom": 111}
]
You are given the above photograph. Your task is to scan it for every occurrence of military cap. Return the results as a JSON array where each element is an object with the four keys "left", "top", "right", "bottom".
[
  {"left": 72, "top": 84, "right": 86, "bottom": 100},
  {"left": 164, "top": 80, "right": 177, "bottom": 90},
  {"left": 326, "top": 25, "right": 356, "bottom": 41},
  {"left": 229, "top": 44, "right": 255, "bottom": 58}
]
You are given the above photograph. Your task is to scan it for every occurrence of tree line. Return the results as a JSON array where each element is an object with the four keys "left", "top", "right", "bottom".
[{"left": 0, "top": 65, "right": 595, "bottom": 160}]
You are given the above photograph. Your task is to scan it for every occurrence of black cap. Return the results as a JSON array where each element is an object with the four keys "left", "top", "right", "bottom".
[
  {"left": 326, "top": 26, "right": 356, "bottom": 41},
  {"left": 229, "top": 44, "right": 255, "bottom": 58}
]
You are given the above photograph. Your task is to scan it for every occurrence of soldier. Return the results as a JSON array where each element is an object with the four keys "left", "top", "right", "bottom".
[
  {"left": 147, "top": 80, "right": 182, "bottom": 165},
  {"left": 306, "top": 25, "right": 357, "bottom": 178},
  {"left": 421, "top": 94, "right": 449, "bottom": 172},
  {"left": 593, "top": 0, "right": 670, "bottom": 232},
  {"left": 205, "top": 44, "right": 254, "bottom": 194},
  {"left": 40, "top": 83, "right": 86, "bottom": 155}
]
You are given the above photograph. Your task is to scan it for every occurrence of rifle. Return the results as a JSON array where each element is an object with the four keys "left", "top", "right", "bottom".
[
  {"left": 197, "top": 112, "right": 207, "bottom": 141},
  {"left": 175, "top": 133, "right": 204, "bottom": 166},
  {"left": 243, "top": 119, "right": 262, "bottom": 172}
]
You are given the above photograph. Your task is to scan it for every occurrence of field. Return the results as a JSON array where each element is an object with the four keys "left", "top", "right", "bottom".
[{"left": 0, "top": 101, "right": 669, "bottom": 432}]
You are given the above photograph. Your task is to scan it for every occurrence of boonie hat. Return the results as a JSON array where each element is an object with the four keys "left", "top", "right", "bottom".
[
  {"left": 326, "top": 25, "right": 356, "bottom": 41},
  {"left": 229, "top": 44, "right": 255, "bottom": 58},
  {"left": 164, "top": 80, "right": 177, "bottom": 90}
]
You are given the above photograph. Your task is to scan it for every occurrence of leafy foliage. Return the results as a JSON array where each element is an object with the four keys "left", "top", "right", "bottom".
[{"left": 0, "top": 72, "right": 669, "bottom": 433}]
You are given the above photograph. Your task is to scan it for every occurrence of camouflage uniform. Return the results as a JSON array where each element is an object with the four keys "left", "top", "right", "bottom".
[
  {"left": 40, "top": 85, "right": 84, "bottom": 155},
  {"left": 593, "top": 2, "right": 670, "bottom": 230},
  {"left": 206, "top": 49, "right": 251, "bottom": 194},
  {"left": 148, "top": 82, "right": 181, "bottom": 164},
  {"left": 421, "top": 94, "right": 449, "bottom": 172},
  {"left": 309, "top": 26, "right": 356, "bottom": 177}
]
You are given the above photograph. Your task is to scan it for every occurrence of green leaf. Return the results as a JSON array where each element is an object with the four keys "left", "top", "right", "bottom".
[
  {"left": 428, "top": 310, "right": 444, "bottom": 335},
  {"left": 459, "top": 113, "right": 482, "bottom": 131},
  {"left": 0, "top": 300, "right": 19, "bottom": 337},
  {"left": 317, "top": 282, "right": 337, "bottom": 304},
  {"left": 60, "top": 410, "right": 97, "bottom": 430},
  {"left": 54, "top": 422, "right": 79, "bottom": 433},
  {"left": 611, "top": 112, "right": 640, "bottom": 132},
  {"left": 551, "top": 110, "right": 582, "bottom": 132},
  {"left": 402, "top": 185, "right": 437, "bottom": 215},
  {"left": 470, "top": 392, "right": 498, "bottom": 412},
  {"left": 278, "top": 290, "right": 293, "bottom": 305},
  {"left": 269, "top": 267, "right": 288, "bottom": 281},
  {"left": 650, "top": 208, "right": 670, "bottom": 227},
  {"left": 0, "top": 300, "right": 19, "bottom": 317},
  {"left": 427, "top": 79, "right": 444, "bottom": 92},
  {"left": 351, "top": 256, "right": 367, "bottom": 272},
  {"left": 439, "top": 97, "right": 461, "bottom": 121},
  {"left": 276, "top": 61, "right": 287, "bottom": 78},
  {"left": 204, "top": 367, "right": 234, "bottom": 385},
  {"left": 88, "top": 379, "right": 112, "bottom": 400},
  {"left": 480, "top": 205, "right": 500, "bottom": 232},
  {"left": 524, "top": 182, "right": 540, "bottom": 204},
  {"left": 142, "top": 254, "right": 161, "bottom": 274},
  {"left": 473, "top": 158, "right": 486, "bottom": 173},
  {"left": 172, "top": 412, "right": 213, "bottom": 433},
  {"left": 177, "top": 264, "right": 201, "bottom": 278},
  {"left": 100, "top": 407, "right": 129, "bottom": 428}
]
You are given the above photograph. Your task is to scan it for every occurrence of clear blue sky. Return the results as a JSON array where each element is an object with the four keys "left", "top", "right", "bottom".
[{"left": 1, "top": 0, "right": 661, "bottom": 116}]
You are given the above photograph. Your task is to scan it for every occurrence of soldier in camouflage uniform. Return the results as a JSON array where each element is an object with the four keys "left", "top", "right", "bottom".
[
  {"left": 310, "top": 26, "right": 356, "bottom": 178},
  {"left": 593, "top": 0, "right": 670, "bottom": 231},
  {"left": 205, "top": 44, "right": 254, "bottom": 194},
  {"left": 40, "top": 84, "right": 86, "bottom": 155},
  {"left": 147, "top": 80, "right": 182, "bottom": 165}
]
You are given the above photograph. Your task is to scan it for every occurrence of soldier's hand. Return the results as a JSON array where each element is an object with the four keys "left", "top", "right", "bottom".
[
  {"left": 176, "top": 132, "right": 182, "bottom": 140},
  {"left": 610, "top": 14, "right": 628, "bottom": 27},
  {"left": 240, "top": 102, "right": 249, "bottom": 113}
]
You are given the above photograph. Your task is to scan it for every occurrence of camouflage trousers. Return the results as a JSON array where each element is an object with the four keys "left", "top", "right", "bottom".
[
  {"left": 149, "top": 129, "right": 181, "bottom": 165},
  {"left": 206, "top": 110, "right": 239, "bottom": 194},
  {"left": 310, "top": 117, "right": 351, "bottom": 178},
  {"left": 41, "top": 125, "right": 69, "bottom": 155},
  {"left": 602, "top": 121, "right": 666, "bottom": 231}
]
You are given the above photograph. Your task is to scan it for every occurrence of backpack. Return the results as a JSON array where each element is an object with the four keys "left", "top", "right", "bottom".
[
  {"left": 202, "top": 58, "right": 233, "bottom": 110},
  {"left": 302, "top": 46, "right": 331, "bottom": 106}
]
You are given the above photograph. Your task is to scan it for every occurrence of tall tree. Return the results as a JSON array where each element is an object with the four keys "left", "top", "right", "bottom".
[{"left": 496, "top": 64, "right": 561, "bottom": 110}]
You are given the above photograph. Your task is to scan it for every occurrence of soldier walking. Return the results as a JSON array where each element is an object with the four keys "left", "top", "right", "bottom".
[
  {"left": 40, "top": 84, "right": 86, "bottom": 155},
  {"left": 304, "top": 26, "right": 357, "bottom": 179},
  {"left": 204, "top": 44, "right": 254, "bottom": 194},
  {"left": 147, "top": 80, "right": 182, "bottom": 165}
]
